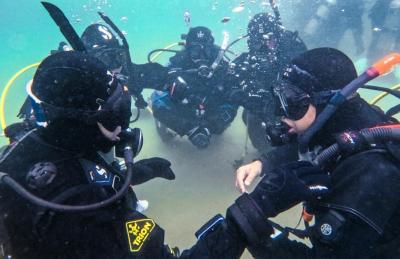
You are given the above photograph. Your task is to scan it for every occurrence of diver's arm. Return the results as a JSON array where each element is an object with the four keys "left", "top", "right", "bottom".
[
  {"left": 258, "top": 143, "right": 299, "bottom": 174},
  {"left": 176, "top": 215, "right": 247, "bottom": 259},
  {"left": 248, "top": 236, "right": 314, "bottom": 259},
  {"left": 128, "top": 62, "right": 169, "bottom": 92}
]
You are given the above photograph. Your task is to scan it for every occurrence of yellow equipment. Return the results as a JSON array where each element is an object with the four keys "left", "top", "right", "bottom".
[
  {"left": 0, "top": 63, "right": 40, "bottom": 130},
  {"left": 370, "top": 83, "right": 400, "bottom": 105}
]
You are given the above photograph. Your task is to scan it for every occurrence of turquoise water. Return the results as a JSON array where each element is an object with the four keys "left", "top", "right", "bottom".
[
  {"left": 1, "top": 0, "right": 397, "bottom": 131},
  {"left": 0, "top": 0, "right": 266, "bottom": 131}
]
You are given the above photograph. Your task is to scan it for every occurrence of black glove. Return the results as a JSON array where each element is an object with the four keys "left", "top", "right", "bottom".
[
  {"left": 249, "top": 161, "right": 330, "bottom": 217},
  {"left": 129, "top": 62, "right": 169, "bottom": 92},
  {"left": 134, "top": 94, "right": 148, "bottom": 109},
  {"left": 131, "top": 157, "right": 175, "bottom": 185}
]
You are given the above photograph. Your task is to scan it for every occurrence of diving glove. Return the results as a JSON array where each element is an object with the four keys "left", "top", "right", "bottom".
[{"left": 131, "top": 157, "right": 175, "bottom": 185}]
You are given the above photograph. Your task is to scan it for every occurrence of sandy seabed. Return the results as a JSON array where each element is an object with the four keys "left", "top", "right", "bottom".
[{"left": 134, "top": 105, "right": 306, "bottom": 259}]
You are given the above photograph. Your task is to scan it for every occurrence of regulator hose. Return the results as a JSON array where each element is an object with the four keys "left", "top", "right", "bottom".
[
  {"left": 314, "top": 127, "right": 400, "bottom": 166},
  {"left": 0, "top": 145, "right": 134, "bottom": 212},
  {"left": 148, "top": 48, "right": 180, "bottom": 63}
]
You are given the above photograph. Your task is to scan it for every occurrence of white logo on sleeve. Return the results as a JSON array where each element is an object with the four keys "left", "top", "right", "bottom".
[
  {"left": 197, "top": 31, "right": 205, "bottom": 39},
  {"left": 320, "top": 223, "right": 333, "bottom": 236}
]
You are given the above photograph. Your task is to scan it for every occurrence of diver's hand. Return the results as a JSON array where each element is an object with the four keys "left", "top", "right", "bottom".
[
  {"left": 131, "top": 157, "right": 175, "bottom": 185},
  {"left": 249, "top": 161, "right": 330, "bottom": 217},
  {"left": 134, "top": 95, "right": 148, "bottom": 109},
  {"left": 235, "top": 160, "right": 262, "bottom": 193}
]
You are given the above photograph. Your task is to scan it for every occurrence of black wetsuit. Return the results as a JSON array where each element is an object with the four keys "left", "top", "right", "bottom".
[
  {"left": 0, "top": 129, "right": 247, "bottom": 259},
  {"left": 252, "top": 98, "right": 400, "bottom": 258},
  {"left": 229, "top": 30, "right": 306, "bottom": 156},
  {"left": 151, "top": 47, "right": 238, "bottom": 136}
]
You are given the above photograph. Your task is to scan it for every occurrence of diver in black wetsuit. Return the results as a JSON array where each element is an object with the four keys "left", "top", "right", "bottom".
[
  {"left": 150, "top": 26, "right": 238, "bottom": 148},
  {"left": 229, "top": 12, "right": 306, "bottom": 155},
  {"left": 10, "top": 15, "right": 170, "bottom": 143},
  {"left": 0, "top": 50, "right": 325, "bottom": 259},
  {"left": 236, "top": 48, "right": 400, "bottom": 258},
  {"left": 80, "top": 22, "right": 168, "bottom": 109}
]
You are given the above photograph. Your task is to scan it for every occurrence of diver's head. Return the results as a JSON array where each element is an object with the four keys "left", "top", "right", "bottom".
[
  {"left": 81, "top": 23, "right": 120, "bottom": 50},
  {"left": 81, "top": 23, "right": 129, "bottom": 72},
  {"left": 184, "top": 26, "right": 216, "bottom": 65},
  {"left": 29, "top": 51, "right": 132, "bottom": 152},
  {"left": 267, "top": 48, "right": 358, "bottom": 145},
  {"left": 247, "top": 13, "right": 283, "bottom": 54},
  {"left": 81, "top": 23, "right": 119, "bottom": 49}
]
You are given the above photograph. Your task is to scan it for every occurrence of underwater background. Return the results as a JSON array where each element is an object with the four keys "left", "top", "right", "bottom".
[{"left": 1, "top": 1, "right": 399, "bottom": 258}]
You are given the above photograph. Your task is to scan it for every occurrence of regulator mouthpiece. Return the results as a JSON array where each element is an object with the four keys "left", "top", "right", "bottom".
[{"left": 115, "top": 127, "right": 143, "bottom": 158}]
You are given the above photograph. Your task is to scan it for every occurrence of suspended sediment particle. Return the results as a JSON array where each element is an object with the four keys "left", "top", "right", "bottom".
[
  {"left": 221, "top": 17, "right": 231, "bottom": 23},
  {"left": 232, "top": 6, "right": 245, "bottom": 13}
]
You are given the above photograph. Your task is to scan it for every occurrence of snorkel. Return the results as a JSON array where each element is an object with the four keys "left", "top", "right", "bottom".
[{"left": 298, "top": 52, "right": 400, "bottom": 158}]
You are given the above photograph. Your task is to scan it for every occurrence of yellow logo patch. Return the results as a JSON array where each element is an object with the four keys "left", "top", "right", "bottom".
[{"left": 126, "top": 219, "right": 155, "bottom": 252}]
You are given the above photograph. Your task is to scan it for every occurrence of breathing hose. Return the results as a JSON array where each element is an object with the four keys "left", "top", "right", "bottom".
[
  {"left": 0, "top": 144, "right": 134, "bottom": 212},
  {"left": 314, "top": 126, "right": 400, "bottom": 166}
]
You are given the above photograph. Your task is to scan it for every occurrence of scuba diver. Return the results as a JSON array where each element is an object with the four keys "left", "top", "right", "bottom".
[
  {"left": 302, "top": 0, "right": 365, "bottom": 55},
  {"left": 10, "top": 7, "right": 169, "bottom": 143},
  {"left": 235, "top": 48, "right": 400, "bottom": 258},
  {"left": 0, "top": 50, "right": 326, "bottom": 259},
  {"left": 368, "top": 0, "right": 400, "bottom": 63},
  {"left": 80, "top": 21, "right": 169, "bottom": 108},
  {"left": 150, "top": 26, "right": 237, "bottom": 148},
  {"left": 229, "top": 12, "right": 307, "bottom": 154}
]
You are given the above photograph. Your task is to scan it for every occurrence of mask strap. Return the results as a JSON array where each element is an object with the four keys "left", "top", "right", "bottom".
[
  {"left": 27, "top": 80, "right": 102, "bottom": 127},
  {"left": 26, "top": 80, "right": 48, "bottom": 127},
  {"left": 274, "top": 87, "right": 289, "bottom": 117}
]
